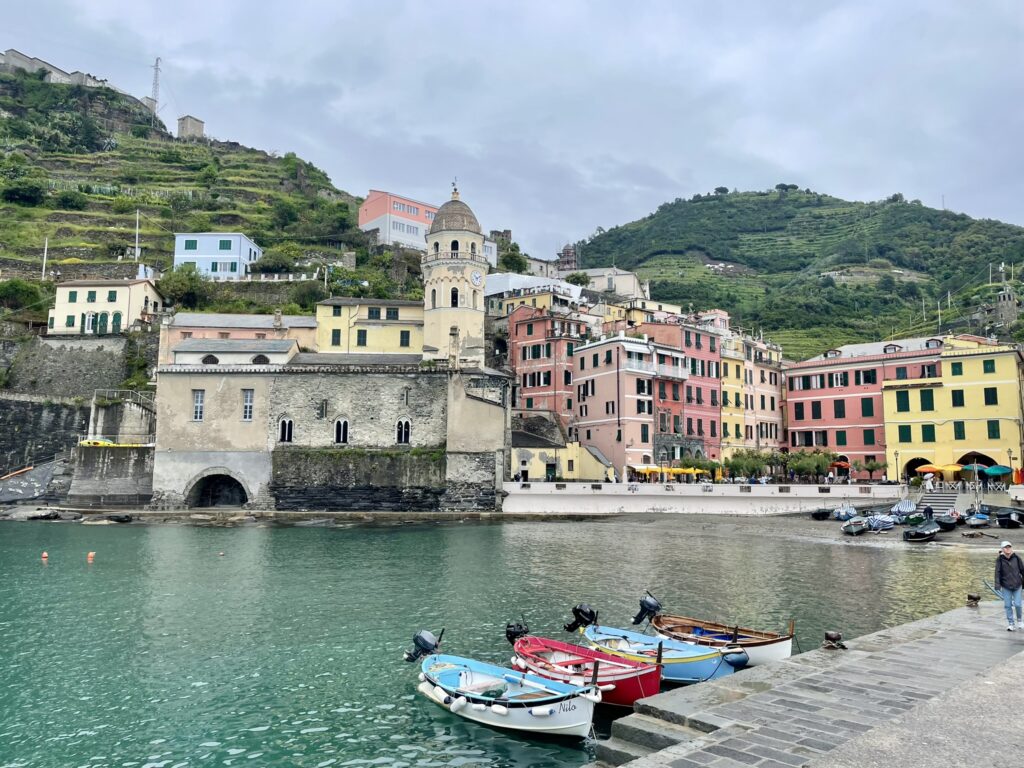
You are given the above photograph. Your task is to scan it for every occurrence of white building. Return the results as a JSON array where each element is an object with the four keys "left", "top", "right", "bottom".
[{"left": 173, "top": 233, "right": 263, "bottom": 280}]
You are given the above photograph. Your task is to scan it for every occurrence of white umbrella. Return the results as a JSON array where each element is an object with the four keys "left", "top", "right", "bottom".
[{"left": 924, "top": 473, "right": 935, "bottom": 480}]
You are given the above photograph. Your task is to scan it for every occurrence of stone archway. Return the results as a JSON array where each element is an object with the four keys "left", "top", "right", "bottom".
[{"left": 184, "top": 468, "right": 251, "bottom": 508}]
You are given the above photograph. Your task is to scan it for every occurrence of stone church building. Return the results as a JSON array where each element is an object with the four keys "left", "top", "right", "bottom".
[{"left": 150, "top": 189, "right": 511, "bottom": 512}]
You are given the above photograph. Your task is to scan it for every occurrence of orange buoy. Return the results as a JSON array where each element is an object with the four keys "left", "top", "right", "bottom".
[
  {"left": 86, "top": 551, "right": 95, "bottom": 563},
  {"left": 41, "top": 551, "right": 48, "bottom": 561}
]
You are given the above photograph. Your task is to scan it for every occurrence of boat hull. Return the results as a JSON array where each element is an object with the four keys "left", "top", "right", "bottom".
[
  {"left": 419, "top": 654, "right": 596, "bottom": 738},
  {"left": 581, "top": 625, "right": 741, "bottom": 684},
  {"left": 650, "top": 615, "right": 793, "bottom": 667},
  {"left": 512, "top": 635, "right": 662, "bottom": 707}
]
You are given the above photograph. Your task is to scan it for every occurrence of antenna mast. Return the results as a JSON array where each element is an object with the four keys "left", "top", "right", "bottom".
[{"left": 150, "top": 57, "right": 161, "bottom": 126}]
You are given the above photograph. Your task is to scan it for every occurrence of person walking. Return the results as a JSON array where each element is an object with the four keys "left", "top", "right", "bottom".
[
  {"left": 995, "top": 541, "right": 1024, "bottom": 631},
  {"left": 923, "top": 505, "right": 934, "bottom": 520}
]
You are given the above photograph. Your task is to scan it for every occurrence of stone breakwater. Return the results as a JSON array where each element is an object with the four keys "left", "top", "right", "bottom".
[{"left": 593, "top": 602, "right": 1024, "bottom": 767}]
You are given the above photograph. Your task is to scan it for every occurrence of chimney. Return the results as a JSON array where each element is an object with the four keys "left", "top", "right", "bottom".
[{"left": 273, "top": 309, "right": 282, "bottom": 329}]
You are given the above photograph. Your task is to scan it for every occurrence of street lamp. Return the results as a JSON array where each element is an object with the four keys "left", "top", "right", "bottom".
[{"left": 894, "top": 450, "right": 900, "bottom": 486}]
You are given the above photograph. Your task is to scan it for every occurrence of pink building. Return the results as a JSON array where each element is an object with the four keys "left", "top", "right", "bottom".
[
  {"left": 785, "top": 337, "right": 947, "bottom": 477},
  {"left": 158, "top": 311, "right": 317, "bottom": 364},
  {"left": 508, "top": 305, "right": 588, "bottom": 430},
  {"left": 573, "top": 332, "right": 691, "bottom": 474},
  {"left": 605, "top": 320, "right": 724, "bottom": 461},
  {"left": 358, "top": 190, "right": 438, "bottom": 250}
]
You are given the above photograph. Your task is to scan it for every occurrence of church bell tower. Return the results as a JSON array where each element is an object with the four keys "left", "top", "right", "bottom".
[{"left": 421, "top": 186, "right": 488, "bottom": 367}]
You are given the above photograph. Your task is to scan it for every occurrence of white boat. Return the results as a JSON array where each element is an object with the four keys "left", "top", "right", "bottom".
[{"left": 405, "top": 631, "right": 597, "bottom": 739}]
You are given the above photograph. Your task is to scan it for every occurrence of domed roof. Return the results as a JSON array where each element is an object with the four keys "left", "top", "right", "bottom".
[{"left": 428, "top": 187, "right": 481, "bottom": 235}]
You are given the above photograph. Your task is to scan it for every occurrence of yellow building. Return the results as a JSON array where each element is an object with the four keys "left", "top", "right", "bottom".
[
  {"left": 512, "top": 441, "right": 611, "bottom": 481},
  {"left": 883, "top": 338, "right": 1024, "bottom": 475},
  {"left": 490, "top": 289, "right": 579, "bottom": 316},
  {"left": 315, "top": 298, "right": 423, "bottom": 354},
  {"left": 47, "top": 278, "right": 164, "bottom": 335},
  {"left": 719, "top": 335, "right": 747, "bottom": 458}
]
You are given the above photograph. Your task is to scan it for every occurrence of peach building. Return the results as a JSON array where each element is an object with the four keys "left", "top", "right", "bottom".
[{"left": 358, "top": 190, "right": 438, "bottom": 250}]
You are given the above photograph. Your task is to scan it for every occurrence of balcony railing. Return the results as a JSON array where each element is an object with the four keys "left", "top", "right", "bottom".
[{"left": 422, "top": 250, "right": 486, "bottom": 264}]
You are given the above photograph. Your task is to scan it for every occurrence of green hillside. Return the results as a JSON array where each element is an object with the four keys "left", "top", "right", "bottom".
[
  {"left": 0, "top": 69, "right": 423, "bottom": 312},
  {"left": 580, "top": 188, "right": 1024, "bottom": 357}
]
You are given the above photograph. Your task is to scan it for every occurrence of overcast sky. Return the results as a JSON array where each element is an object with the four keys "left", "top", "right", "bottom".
[{"left": 10, "top": 1, "right": 1024, "bottom": 258}]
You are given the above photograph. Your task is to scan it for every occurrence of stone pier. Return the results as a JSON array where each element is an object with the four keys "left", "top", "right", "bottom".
[{"left": 594, "top": 602, "right": 1024, "bottom": 767}]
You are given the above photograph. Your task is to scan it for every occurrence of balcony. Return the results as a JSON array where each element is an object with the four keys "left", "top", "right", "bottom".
[{"left": 421, "top": 250, "right": 486, "bottom": 264}]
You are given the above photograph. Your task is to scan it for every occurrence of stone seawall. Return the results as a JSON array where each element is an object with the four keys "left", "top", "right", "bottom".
[
  {"left": 271, "top": 447, "right": 447, "bottom": 511},
  {"left": 0, "top": 394, "right": 88, "bottom": 472},
  {"left": 66, "top": 445, "right": 154, "bottom": 507}
]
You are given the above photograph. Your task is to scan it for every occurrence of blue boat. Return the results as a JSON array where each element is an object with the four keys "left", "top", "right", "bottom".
[
  {"left": 580, "top": 624, "right": 747, "bottom": 684},
  {"left": 405, "top": 631, "right": 598, "bottom": 738},
  {"left": 866, "top": 513, "right": 896, "bottom": 532}
]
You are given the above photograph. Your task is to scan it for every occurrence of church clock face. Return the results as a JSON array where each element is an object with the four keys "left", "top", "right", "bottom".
[{"left": 471, "top": 270, "right": 483, "bottom": 286}]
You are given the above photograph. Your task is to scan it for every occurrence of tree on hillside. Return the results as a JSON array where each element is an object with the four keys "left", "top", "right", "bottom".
[
  {"left": 0, "top": 279, "right": 45, "bottom": 311},
  {"left": 564, "top": 272, "right": 591, "bottom": 286},
  {"left": 714, "top": 186, "right": 729, "bottom": 195},
  {"left": 1, "top": 179, "right": 46, "bottom": 206},
  {"left": 252, "top": 247, "right": 297, "bottom": 274},
  {"left": 498, "top": 241, "right": 529, "bottom": 274},
  {"left": 158, "top": 264, "right": 210, "bottom": 309}
]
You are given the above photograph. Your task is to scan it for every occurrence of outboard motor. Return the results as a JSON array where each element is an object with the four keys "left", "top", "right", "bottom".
[
  {"left": 403, "top": 629, "right": 443, "bottom": 662},
  {"left": 631, "top": 591, "right": 663, "bottom": 625},
  {"left": 563, "top": 604, "right": 598, "bottom": 632},
  {"left": 505, "top": 616, "right": 530, "bottom": 645}
]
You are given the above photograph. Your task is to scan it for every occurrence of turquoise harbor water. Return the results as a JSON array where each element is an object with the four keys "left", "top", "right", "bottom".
[{"left": 0, "top": 518, "right": 994, "bottom": 767}]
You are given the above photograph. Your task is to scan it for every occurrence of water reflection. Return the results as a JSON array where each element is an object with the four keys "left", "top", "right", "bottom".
[{"left": 0, "top": 518, "right": 997, "bottom": 767}]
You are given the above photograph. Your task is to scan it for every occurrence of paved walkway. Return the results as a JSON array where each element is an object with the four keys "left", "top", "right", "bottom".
[{"left": 595, "top": 602, "right": 1024, "bottom": 767}]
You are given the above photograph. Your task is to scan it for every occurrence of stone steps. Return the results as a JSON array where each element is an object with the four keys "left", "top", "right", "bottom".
[
  {"left": 918, "top": 491, "right": 958, "bottom": 513},
  {"left": 594, "top": 712, "right": 716, "bottom": 766}
]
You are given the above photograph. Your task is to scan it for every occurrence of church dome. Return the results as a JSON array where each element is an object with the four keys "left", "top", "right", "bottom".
[{"left": 428, "top": 187, "right": 481, "bottom": 235}]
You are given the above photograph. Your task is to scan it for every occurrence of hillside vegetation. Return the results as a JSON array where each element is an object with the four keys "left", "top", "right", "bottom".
[
  {"left": 580, "top": 187, "right": 1024, "bottom": 357},
  {"left": 0, "top": 69, "right": 424, "bottom": 313}
]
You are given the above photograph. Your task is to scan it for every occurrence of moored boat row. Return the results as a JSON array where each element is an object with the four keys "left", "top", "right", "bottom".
[{"left": 404, "top": 595, "right": 794, "bottom": 740}]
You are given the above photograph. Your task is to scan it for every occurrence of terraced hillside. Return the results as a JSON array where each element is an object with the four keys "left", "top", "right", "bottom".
[
  {"left": 0, "top": 69, "right": 364, "bottom": 278},
  {"left": 581, "top": 189, "right": 1024, "bottom": 357}
]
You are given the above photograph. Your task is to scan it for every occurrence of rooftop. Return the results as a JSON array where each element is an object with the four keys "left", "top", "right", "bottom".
[
  {"left": 806, "top": 336, "right": 947, "bottom": 361},
  {"left": 168, "top": 312, "right": 317, "bottom": 329},
  {"left": 59, "top": 278, "right": 158, "bottom": 288},
  {"left": 173, "top": 339, "right": 297, "bottom": 353},
  {"left": 289, "top": 352, "right": 424, "bottom": 366},
  {"left": 428, "top": 188, "right": 481, "bottom": 235},
  {"left": 318, "top": 297, "right": 423, "bottom": 307}
]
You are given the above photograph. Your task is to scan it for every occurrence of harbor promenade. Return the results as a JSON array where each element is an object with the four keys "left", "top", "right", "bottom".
[{"left": 593, "top": 602, "right": 1023, "bottom": 767}]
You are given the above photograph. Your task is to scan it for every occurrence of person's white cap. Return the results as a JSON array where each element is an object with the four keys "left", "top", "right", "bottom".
[{"left": 1001, "top": 541, "right": 1013, "bottom": 548}]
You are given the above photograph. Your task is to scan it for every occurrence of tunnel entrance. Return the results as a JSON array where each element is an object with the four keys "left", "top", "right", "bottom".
[{"left": 187, "top": 474, "right": 248, "bottom": 508}]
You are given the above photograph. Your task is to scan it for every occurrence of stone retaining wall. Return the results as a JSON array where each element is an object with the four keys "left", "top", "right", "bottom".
[
  {"left": 66, "top": 445, "right": 153, "bottom": 507},
  {"left": 271, "top": 447, "right": 447, "bottom": 511},
  {"left": 0, "top": 394, "right": 88, "bottom": 472}
]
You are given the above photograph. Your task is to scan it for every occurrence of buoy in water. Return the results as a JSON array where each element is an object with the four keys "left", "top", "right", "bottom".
[
  {"left": 218, "top": 552, "right": 225, "bottom": 556},
  {"left": 86, "top": 551, "right": 95, "bottom": 563},
  {"left": 41, "top": 551, "right": 48, "bottom": 561}
]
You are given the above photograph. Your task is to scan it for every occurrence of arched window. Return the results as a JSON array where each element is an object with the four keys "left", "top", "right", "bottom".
[
  {"left": 431, "top": 289, "right": 436, "bottom": 309},
  {"left": 473, "top": 290, "right": 479, "bottom": 310},
  {"left": 470, "top": 242, "right": 476, "bottom": 254},
  {"left": 396, "top": 419, "right": 411, "bottom": 444},
  {"left": 433, "top": 242, "right": 440, "bottom": 254},
  {"left": 252, "top": 354, "right": 270, "bottom": 364},
  {"left": 334, "top": 419, "right": 348, "bottom": 444},
  {"left": 201, "top": 354, "right": 219, "bottom": 364},
  {"left": 279, "top": 418, "right": 293, "bottom": 443},
  {"left": 450, "top": 240, "right": 459, "bottom": 253},
  {"left": 451, "top": 287, "right": 459, "bottom": 307}
]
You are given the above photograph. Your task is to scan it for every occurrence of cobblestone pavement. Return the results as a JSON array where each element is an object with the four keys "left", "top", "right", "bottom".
[{"left": 597, "top": 602, "right": 1024, "bottom": 767}]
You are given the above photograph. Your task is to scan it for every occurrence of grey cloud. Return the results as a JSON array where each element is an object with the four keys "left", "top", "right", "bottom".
[{"left": 8, "top": 0, "right": 1024, "bottom": 259}]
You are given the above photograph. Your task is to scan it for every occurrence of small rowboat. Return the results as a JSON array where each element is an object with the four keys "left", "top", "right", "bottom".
[
  {"left": 630, "top": 592, "right": 793, "bottom": 667},
  {"left": 996, "top": 509, "right": 1022, "bottom": 529},
  {"left": 841, "top": 516, "right": 869, "bottom": 535},
  {"left": 934, "top": 514, "right": 958, "bottom": 532},
  {"left": 903, "top": 520, "right": 941, "bottom": 543},
  {"left": 405, "top": 631, "right": 598, "bottom": 738},
  {"left": 832, "top": 503, "right": 857, "bottom": 521},
  {"left": 650, "top": 616, "right": 793, "bottom": 666},
  {"left": 511, "top": 635, "right": 661, "bottom": 707},
  {"left": 967, "top": 513, "right": 990, "bottom": 528},
  {"left": 866, "top": 514, "right": 896, "bottom": 532},
  {"left": 810, "top": 507, "right": 833, "bottom": 521}
]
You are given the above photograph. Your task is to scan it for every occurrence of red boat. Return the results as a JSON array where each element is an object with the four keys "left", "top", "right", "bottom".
[{"left": 511, "top": 635, "right": 662, "bottom": 707}]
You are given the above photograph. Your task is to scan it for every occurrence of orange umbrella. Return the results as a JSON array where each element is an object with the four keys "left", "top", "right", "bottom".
[{"left": 915, "top": 465, "right": 942, "bottom": 473}]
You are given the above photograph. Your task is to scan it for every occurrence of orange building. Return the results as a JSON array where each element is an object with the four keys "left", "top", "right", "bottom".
[{"left": 358, "top": 190, "right": 438, "bottom": 250}]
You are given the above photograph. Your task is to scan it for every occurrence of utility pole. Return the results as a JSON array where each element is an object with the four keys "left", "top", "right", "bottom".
[
  {"left": 41, "top": 237, "right": 48, "bottom": 280},
  {"left": 937, "top": 300, "right": 942, "bottom": 328},
  {"left": 922, "top": 296, "right": 927, "bottom": 321},
  {"left": 947, "top": 290, "right": 951, "bottom": 309},
  {"left": 150, "top": 57, "right": 161, "bottom": 127},
  {"left": 134, "top": 209, "right": 141, "bottom": 261}
]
